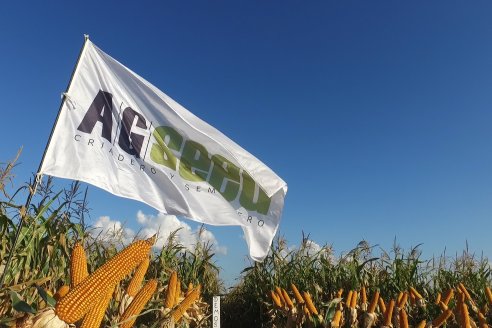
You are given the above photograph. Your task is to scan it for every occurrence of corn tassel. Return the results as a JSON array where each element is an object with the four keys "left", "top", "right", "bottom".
[
  {"left": 70, "top": 242, "right": 88, "bottom": 288},
  {"left": 127, "top": 256, "right": 150, "bottom": 297},
  {"left": 291, "top": 283, "right": 304, "bottom": 304},
  {"left": 368, "top": 290, "right": 379, "bottom": 313},
  {"left": 55, "top": 236, "right": 155, "bottom": 323},
  {"left": 164, "top": 271, "right": 178, "bottom": 309},
  {"left": 119, "top": 279, "right": 157, "bottom": 328},
  {"left": 172, "top": 285, "right": 200, "bottom": 323},
  {"left": 303, "top": 291, "right": 318, "bottom": 315},
  {"left": 80, "top": 287, "right": 113, "bottom": 328},
  {"left": 432, "top": 309, "right": 453, "bottom": 328}
]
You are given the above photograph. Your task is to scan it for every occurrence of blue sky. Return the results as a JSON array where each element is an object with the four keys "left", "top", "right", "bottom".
[{"left": 1, "top": 1, "right": 492, "bottom": 286}]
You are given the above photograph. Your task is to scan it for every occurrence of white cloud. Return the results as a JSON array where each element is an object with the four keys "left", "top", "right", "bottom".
[{"left": 90, "top": 211, "right": 226, "bottom": 255}]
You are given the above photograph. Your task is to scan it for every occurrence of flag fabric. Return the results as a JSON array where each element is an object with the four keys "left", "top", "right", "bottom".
[{"left": 39, "top": 39, "right": 287, "bottom": 261}]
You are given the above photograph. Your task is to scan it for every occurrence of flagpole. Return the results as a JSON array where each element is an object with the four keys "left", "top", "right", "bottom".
[{"left": 0, "top": 35, "right": 90, "bottom": 288}]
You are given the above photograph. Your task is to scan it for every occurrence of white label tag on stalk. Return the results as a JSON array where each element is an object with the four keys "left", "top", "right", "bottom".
[{"left": 213, "top": 296, "right": 220, "bottom": 327}]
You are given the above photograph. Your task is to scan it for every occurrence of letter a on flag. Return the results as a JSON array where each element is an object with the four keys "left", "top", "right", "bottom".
[{"left": 40, "top": 38, "right": 287, "bottom": 261}]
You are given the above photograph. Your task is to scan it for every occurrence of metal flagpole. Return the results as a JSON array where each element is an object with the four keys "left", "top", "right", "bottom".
[{"left": 0, "top": 35, "right": 90, "bottom": 288}]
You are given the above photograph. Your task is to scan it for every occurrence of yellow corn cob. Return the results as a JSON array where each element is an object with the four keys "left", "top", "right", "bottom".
[
  {"left": 368, "top": 290, "right": 379, "bottom": 313},
  {"left": 291, "top": 283, "right": 304, "bottom": 304},
  {"left": 459, "top": 283, "right": 472, "bottom": 302},
  {"left": 432, "top": 309, "right": 453, "bottom": 328},
  {"left": 303, "top": 291, "right": 318, "bottom": 315},
  {"left": 282, "top": 288, "right": 294, "bottom": 309},
  {"left": 351, "top": 290, "right": 358, "bottom": 309},
  {"left": 276, "top": 286, "right": 286, "bottom": 305},
  {"left": 397, "top": 292, "right": 404, "bottom": 305},
  {"left": 399, "top": 308, "right": 409, "bottom": 328},
  {"left": 457, "top": 289, "right": 466, "bottom": 304},
  {"left": 164, "top": 271, "right": 178, "bottom": 309},
  {"left": 416, "top": 320, "right": 427, "bottom": 328},
  {"left": 174, "top": 280, "right": 181, "bottom": 307},
  {"left": 71, "top": 242, "right": 88, "bottom": 288},
  {"left": 346, "top": 290, "right": 353, "bottom": 307},
  {"left": 478, "top": 312, "right": 488, "bottom": 328},
  {"left": 79, "top": 288, "right": 113, "bottom": 328},
  {"left": 55, "top": 236, "right": 155, "bottom": 323},
  {"left": 409, "top": 287, "right": 423, "bottom": 300},
  {"left": 303, "top": 305, "right": 310, "bottom": 316},
  {"left": 172, "top": 285, "right": 200, "bottom": 323},
  {"left": 485, "top": 287, "right": 492, "bottom": 305},
  {"left": 438, "top": 301, "right": 449, "bottom": 312},
  {"left": 54, "top": 285, "right": 70, "bottom": 302},
  {"left": 460, "top": 302, "right": 471, "bottom": 328},
  {"left": 336, "top": 288, "right": 344, "bottom": 298},
  {"left": 186, "top": 282, "right": 194, "bottom": 296},
  {"left": 379, "top": 296, "right": 387, "bottom": 314},
  {"left": 332, "top": 309, "right": 343, "bottom": 327},
  {"left": 361, "top": 286, "right": 367, "bottom": 304},
  {"left": 271, "top": 290, "right": 282, "bottom": 307},
  {"left": 397, "top": 292, "right": 408, "bottom": 309},
  {"left": 127, "top": 257, "right": 150, "bottom": 297},
  {"left": 120, "top": 279, "right": 157, "bottom": 328},
  {"left": 443, "top": 288, "right": 454, "bottom": 305},
  {"left": 383, "top": 299, "right": 395, "bottom": 327},
  {"left": 435, "top": 292, "right": 442, "bottom": 305}
]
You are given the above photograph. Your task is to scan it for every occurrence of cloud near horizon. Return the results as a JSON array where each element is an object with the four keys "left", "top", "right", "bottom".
[{"left": 89, "top": 211, "right": 227, "bottom": 255}]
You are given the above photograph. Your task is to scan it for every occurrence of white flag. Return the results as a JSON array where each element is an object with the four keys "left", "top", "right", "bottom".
[{"left": 40, "top": 39, "right": 287, "bottom": 261}]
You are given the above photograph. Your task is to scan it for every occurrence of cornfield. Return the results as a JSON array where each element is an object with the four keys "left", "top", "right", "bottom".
[{"left": 2, "top": 152, "right": 492, "bottom": 327}]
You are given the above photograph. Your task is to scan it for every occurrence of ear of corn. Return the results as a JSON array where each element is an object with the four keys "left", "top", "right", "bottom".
[
  {"left": 346, "top": 290, "right": 353, "bottom": 307},
  {"left": 70, "top": 242, "right": 88, "bottom": 288},
  {"left": 397, "top": 292, "right": 408, "bottom": 309},
  {"left": 368, "top": 290, "right": 379, "bottom": 313},
  {"left": 409, "top": 287, "right": 423, "bottom": 300},
  {"left": 55, "top": 236, "right": 155, "bottom": 323},
  {"left": 276, "top": 286, "right": 286, "bottom": 305},
  {"left": 383, "top": 299, "right": 395, "bottom": 327},
  {"left": 291, "top": 283, "right": 304, "bottom": 304},
  {"left": 164, "top": 271, "right": 178, "bottom": 309},
  {"left": 127, "top": 256, "right": 150, "bottom": 297},
  {"left": 460, "top": 302, "right": 471, "bottom": 328},
  {"left": 435, "top": 292, "right": 442, "bottom": 305},
  {"left": 282, "top": 288, "right": 294, "bottom": 309},
  {"left": 271, "top": 290, "right": 282, "bottom": 307},
  {"left": 79, "top": 287, "right": 113, "bottom": 328},
  {"left": 172, "top": 285, "right": 200, "bottom": 323},
  {"left": 443, "top": 288, "right": 454, "bottom": 305},
  {"left": 361, "top": 286, "right": 367, "bottom": 304},
  {"left": 302, "top": 291, "right": 318, "bottom": 315},
  {"left": 399, "top": 308, "right": 409, "bottom": 328},
  {"left": 350, "top": 290, "right": 358, "bottom": 309},
  {"left": 336, "top": 288, "right": 344, "bottom": 299},
  {"left": 54, "top": 285, "right": 70, "bottom": 302},
  {"left": 332, "top": 309, "right": 342, "bottom": 327},
  {"left": 174, "top": 280, "right": 181, "bottom": 306},
  {"left": 378, "top": 296, "right": 386, "bottom": 313},
  {"left": 119, "top": 279, "right": 157, "bottom": 328},
  {"left": 485, "top": 287, "right": 492, "bottom": 305},
  {"left": 432, "top": 309, "right": 453, "bottom": 328},
  {"left": 416, "top": 320, "right": 427, "bottom": 328}
]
